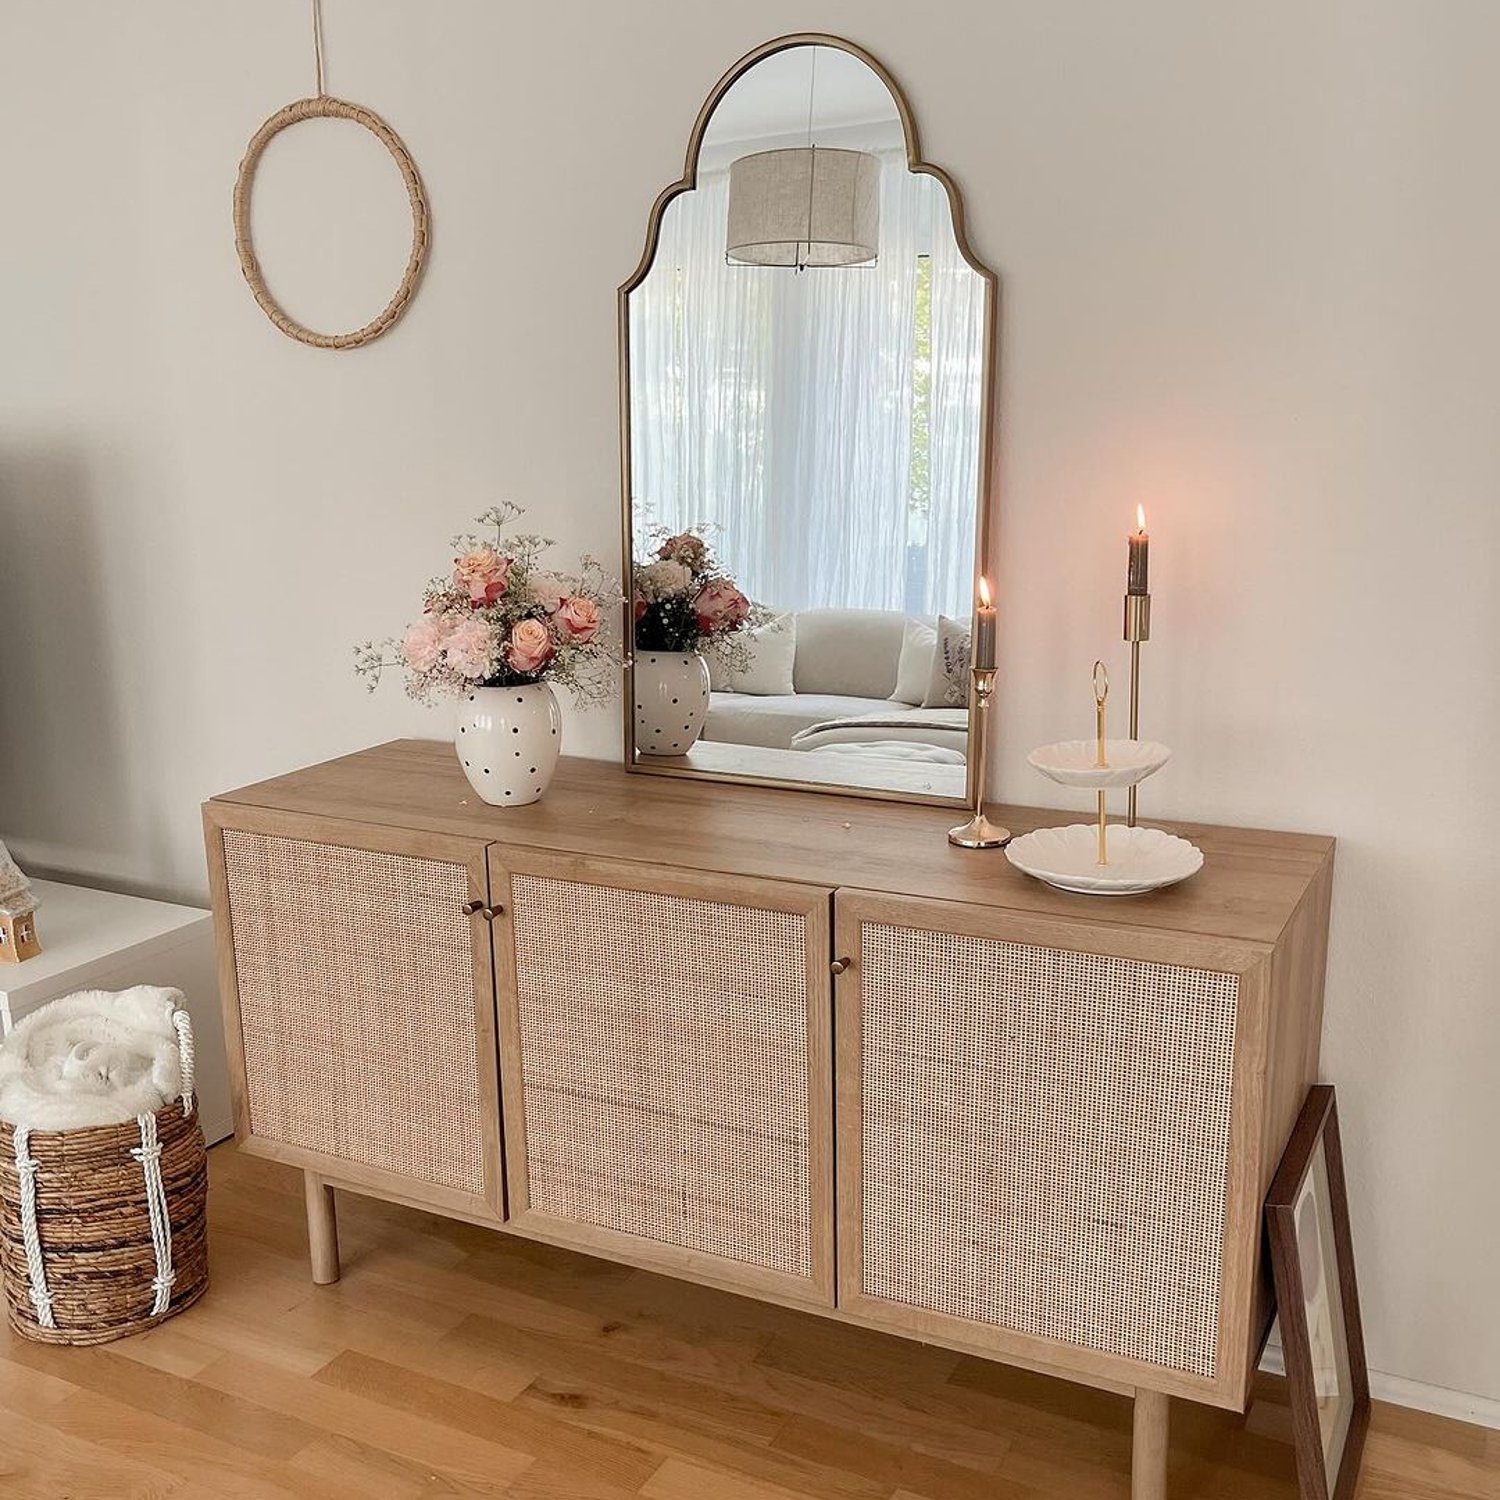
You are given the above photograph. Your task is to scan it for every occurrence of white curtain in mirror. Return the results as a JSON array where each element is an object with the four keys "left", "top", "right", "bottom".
[{"left": 630, "top": 152, "right": 983, "bottom": 616}]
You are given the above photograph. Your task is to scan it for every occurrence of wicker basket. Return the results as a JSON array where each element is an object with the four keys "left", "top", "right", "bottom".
[{"left": 0, "top": 1010, "right": 208, "bottom": 1345}]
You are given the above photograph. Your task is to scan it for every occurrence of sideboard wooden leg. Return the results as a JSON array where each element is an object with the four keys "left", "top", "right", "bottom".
[
  {"left": 304, "top": 1172, "right": 340, "bottom": 1285},
  {"left": 1132, "top": 1387, "right": 1170, "bottom": 1500}
]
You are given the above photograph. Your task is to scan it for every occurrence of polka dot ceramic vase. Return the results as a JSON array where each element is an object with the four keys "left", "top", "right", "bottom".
[
  {"left": 454, "top": 683, "right": 562, "bottom": 806},
  {"left": 634, "top": 651, "right": 711, "bottom": 756}
]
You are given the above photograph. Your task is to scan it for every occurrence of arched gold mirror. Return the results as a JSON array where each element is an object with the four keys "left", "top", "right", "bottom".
[{"left": 620, "top": 34, "right": 996, "bottom": 806}]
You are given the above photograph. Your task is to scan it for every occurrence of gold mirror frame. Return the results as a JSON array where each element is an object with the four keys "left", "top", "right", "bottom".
[{"left": 618, "top": 32, "right": 998, "bottom": 808}]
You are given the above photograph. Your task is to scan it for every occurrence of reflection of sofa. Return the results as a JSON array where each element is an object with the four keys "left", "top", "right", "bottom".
[{"left": 704, "top": 608, "right": 968, "bottom": 757}]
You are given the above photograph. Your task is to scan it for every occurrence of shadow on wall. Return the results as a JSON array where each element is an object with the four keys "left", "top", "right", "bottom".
[{"left": 0, "top": 443, "right": 163, "bottom": 881}]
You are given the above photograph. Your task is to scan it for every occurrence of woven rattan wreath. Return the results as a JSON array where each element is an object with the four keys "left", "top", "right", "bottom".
[{"left": 233, "top": 95, "right": 429, "bottom": 350}]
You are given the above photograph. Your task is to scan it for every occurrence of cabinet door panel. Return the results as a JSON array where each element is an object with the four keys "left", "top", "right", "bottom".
[
  {"left": 836, "top": 891, "right": 1268, "bottom": 1406},
  {"left": 495, "top": 851, "right": 833, "bottom": 1305},
  {"left": 205, "top": 806, "right": 501, "bottom": 1219}
]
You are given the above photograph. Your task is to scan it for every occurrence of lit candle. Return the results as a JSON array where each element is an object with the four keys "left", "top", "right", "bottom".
[
  {"left": 975, "top": 576, "right": 996, "bottom": 669},
  {"left": 1127, "top": 505, "right": 1149, "bottom": 596}
]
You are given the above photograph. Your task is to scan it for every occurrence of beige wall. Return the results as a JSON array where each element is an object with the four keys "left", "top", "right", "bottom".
[{"left": 3, "top": 0, "right": 1498, "bottom": 1409}]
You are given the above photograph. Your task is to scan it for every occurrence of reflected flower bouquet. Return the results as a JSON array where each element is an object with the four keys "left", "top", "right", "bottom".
[{"left": 633, "top": 527, "right": 763, "bottom": 670}]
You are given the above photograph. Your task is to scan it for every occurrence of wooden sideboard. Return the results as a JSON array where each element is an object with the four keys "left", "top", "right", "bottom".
[{"left": 203, "top": 739, "right": 1334, "bottom": 1500}]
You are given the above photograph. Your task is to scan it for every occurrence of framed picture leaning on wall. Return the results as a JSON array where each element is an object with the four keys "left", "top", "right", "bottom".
[{"left": 1266, "top": 1085, "right": 1370, "bottom": 1500}]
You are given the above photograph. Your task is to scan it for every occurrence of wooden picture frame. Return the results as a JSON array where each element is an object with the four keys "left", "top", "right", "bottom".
[{"left": 1266, "top": 1085, "right": 1369, "bottom": 1500}]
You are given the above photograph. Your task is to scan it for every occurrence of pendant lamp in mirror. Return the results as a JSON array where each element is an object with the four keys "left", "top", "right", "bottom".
[
  {"left": 726, "top": 146, "right": 880, "bottom": 268},
  {"left": 724, "top": 46, "right": 881, "bottom": 269}
]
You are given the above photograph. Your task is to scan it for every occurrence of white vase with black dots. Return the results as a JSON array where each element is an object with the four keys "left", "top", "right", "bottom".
[
  {"left": 454, "top": 683, "right": 562, "bottom": 805},
  {"left": 634, "top": 651, "right": 711, "bottom": 756}
]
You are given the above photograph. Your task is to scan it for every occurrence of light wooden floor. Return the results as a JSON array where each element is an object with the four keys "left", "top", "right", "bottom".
[{"left": 1, "top": 1146, "right": 1495, "bottom": 1500}]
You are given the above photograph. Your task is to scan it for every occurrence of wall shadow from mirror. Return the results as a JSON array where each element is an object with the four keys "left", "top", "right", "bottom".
[{"left": 620, "top": 34, "right": 997, "bottom": 806}]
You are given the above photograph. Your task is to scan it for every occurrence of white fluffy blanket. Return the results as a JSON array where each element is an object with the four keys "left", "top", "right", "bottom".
[{"left": 0, "top": 986, "right": 187, "bottom": 1131}]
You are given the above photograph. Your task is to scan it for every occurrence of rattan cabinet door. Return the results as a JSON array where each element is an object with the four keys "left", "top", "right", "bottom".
[
  {"left": 206, "top": 807, "right": 502, "bottom": 1221},
  {"left": 836, "top": 891, "right": 1268, "bottom": 1407},
  {"left": 493, "top": 850, "right": 834, "bottom": 1307}
]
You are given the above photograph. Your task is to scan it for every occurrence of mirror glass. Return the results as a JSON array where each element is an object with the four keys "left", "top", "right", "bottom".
[{"left": 624, "top": 40, "right": 992, "bottom": 804}]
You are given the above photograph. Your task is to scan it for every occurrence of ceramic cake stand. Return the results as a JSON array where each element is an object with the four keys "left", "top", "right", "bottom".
[{"left": 1008, "top": 739, "right": 1202, "bottom": 896}]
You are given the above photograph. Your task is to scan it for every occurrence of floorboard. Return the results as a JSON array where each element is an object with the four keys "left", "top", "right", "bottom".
[{"left": 0, "top": 1144, "right": 1493, "bottom": 1500}]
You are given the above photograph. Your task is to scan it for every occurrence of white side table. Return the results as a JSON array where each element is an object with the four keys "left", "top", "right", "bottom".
[{"left": 0, "top": 879, "right": 233, "bottom": 1144}]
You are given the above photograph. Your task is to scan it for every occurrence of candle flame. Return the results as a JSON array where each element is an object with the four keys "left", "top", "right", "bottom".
[
  {"left": 1135, "top": 504, "right": 1147, "bottom": 534},
  {"left": 977, "top": 576, "right": 993, "bottom": 607}
]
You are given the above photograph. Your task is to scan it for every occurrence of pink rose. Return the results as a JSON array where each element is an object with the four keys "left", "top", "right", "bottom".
[
  {"left": 443, "top": 617, "right": 496, "bottom": 679},
  {"left": 693, "top": 579, "right": 750, "bottom": 633},
  {"left": 401, "top": 613, "right": 455, "bottom": 672},
  {"left": 452, "top": 547, "right": 513, "bottom": 606},
  {"left": 555, "top": 595, "right": 601, "bottom": 643},
  {"left": 657, "top": 532, "right": 708, "bottom": 570},
  {"left": 506, "top": 617, "right": 555, "bottom": 676}
]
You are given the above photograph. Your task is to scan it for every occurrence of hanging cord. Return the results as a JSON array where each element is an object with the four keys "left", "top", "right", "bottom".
[
  {"left": 311, "top": 0, "right": 327, "bottom": 97},
  {"left": 800, "top": 48, "right": 819, "bottom": 271},
  {"left": 804, "top": 46, "right": 817, "bottom": 146}
]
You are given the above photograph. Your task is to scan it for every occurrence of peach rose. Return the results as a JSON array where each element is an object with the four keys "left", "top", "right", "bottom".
[
  {"left": 506, "top": 616, "right": 555, "bottom": 676},
  {"left": 401, "top": 613, "right": 455, "bottom": 672},
  {"left": 657, "top": 532, "right": 708, "bottom": 570},
  {"left": 443, "top": 617, "right": 497, "bottom": 679},
  {"left": 693, "top": 579, "right": 750, "bottom": 633},
  {"left": 555, "top": 595, "right": 601, "bottom": 643},
  {"left": 452, "top": 547, "right": 513, "bottom": 606}
]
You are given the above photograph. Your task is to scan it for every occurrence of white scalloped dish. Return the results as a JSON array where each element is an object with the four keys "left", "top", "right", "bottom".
[
  {"left": 1005, "top": 823, "right": 1203, "bottom": 896},
  {"left": 1026, "top": 739, "right": 1172, "bottom": 789}
]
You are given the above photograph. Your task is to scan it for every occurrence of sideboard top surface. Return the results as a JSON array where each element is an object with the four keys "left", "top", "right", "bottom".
[{"left": 211, "top": 740, "right": 1333, "bottom": 947}]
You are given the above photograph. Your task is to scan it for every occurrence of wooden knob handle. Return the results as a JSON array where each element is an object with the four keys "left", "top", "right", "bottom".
[
  {"left": 480, "top": 905, "right": 502, "bottom": 921},
  {"left": 460, "top": 899, "right": 483, "bottom": 916},
  {"left": 830, "top": 957, "right": 852, "bottom": 976}
]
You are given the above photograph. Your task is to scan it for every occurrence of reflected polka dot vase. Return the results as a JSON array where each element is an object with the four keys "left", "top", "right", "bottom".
[
  {"left": 454, "top": 683, "right": 562, "bottom": 806},
  {"left": 634, "top": 651, "right": 711, "bottom": 756}
]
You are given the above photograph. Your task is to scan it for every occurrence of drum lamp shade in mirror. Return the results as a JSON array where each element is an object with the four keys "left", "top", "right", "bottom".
[{"left": 620, "top": 35, "right": 997, "bottom": 808}]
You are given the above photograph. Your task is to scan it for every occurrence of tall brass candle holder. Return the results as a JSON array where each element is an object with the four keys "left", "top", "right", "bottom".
[
  {"left": 1124, "top": 593, "right": 1150, "bottom": 826},
  {"left": 1093, "top": 661, "right": 1110, "bottom": 864},
  {"left": 948, "top": 666, "right": 1010, "bottom": 849},
  {"left": 1124, "top": 507, "right": 1152, "bottom": 827}
]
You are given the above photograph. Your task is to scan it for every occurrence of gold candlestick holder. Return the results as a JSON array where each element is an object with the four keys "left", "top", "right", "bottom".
[
  {"left": 1093, "top": 661, "right": 1110, "bottom": 864},
  {"left": 948, "top": 666, "right": 1011, "bottom": 849},
  {"left": 1123, "top": 591, "right": 1151, "bottom": 826}
]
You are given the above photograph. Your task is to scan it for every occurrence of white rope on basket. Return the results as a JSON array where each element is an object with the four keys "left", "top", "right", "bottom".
[
  {"left": 131, "top": 1111, "right": 175, "bottom": 1317},
  {"left": 12, "top": 1126, "right": 55, "bottom": 1329},
  {"left": 172, "top": 1010, "right": 196, "bottom": 1118},
  {"left": 135, "top": 1008, "right": 193, "bottom": 1318}
]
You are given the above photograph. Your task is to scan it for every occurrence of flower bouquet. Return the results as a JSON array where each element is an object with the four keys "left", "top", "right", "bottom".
[
  {"left": 356, "top": 504, "right": 617, "bottom": 805},
  {"left": 631, "top": 528, "right": 759, "bottom": 756}
]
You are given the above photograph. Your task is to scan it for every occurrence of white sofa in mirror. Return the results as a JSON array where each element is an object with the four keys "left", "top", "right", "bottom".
[
  {"left": 700, "top": 608, "right": 970, "bottom": 798},
  {"left": 621, "top": 34, "right": 995, "bottom": 806}
]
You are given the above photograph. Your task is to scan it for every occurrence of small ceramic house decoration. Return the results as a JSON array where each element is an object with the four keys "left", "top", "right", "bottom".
[{"left": 0, "top": 842, "right": 41, "bottom": 964}]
